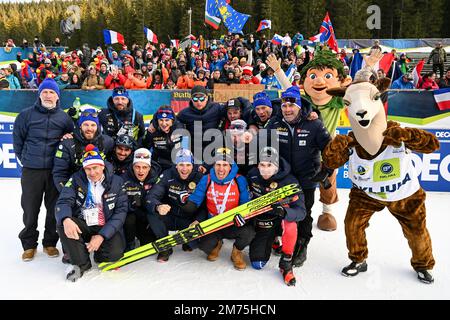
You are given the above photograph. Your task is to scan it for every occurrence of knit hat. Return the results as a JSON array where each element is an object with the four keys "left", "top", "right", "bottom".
[
  {"left": 133, "top": 148, "right": 152, "bottom": 167},
  {"left": 225, "top": 98, "right": 243, "bottom": 110},
  {"left": 281, "top": 86, "right": 302, "bottom": 108},
  {"left": 214, "top": 147, "right": 234, "bottom": 164},
  {"left": 259, "top": 146, "right": 279, "bottom": 165},
  {"left": 242, "top": 69, "right": 253, "bottom": 76},
  {"left": 156, "top": 107, "right": 175, "bottom": 120},
  {"left": 115, "top": 134, "right": 136, "bottom": 150},
  {"left": 112, "top": 86, "right": 129, "bottom": 99},
  {"left": 44, "top": 58, "right": 52, "bottom": 64},
  {"left": 38, "top": 78, "right": 60, "bottom": 97},
  {"left": 175, "top": 149, "right": 194, "bottom": 164},
  {"left": 82, "top": 144, "right": 104, "bottom": 168},
  {"left": 78, "top": 108, "right": 99, "bottom": 127},
  {"left": 253, "top": 92, "right": 272, "bottom": 108}
]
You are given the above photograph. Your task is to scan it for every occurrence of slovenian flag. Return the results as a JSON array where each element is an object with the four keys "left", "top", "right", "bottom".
[
  {"left": 433, "top": 88, "right": 450, "bottom": 111},
  {"left": 271, "top": 34, "right": 284, "bottom": 45},
  {"left": 256, "top": 19, "right": 271, "bottom": 32},
  {"left": 144, "top": 27, "right": 158, "bottom": 43},
  {"left": 103, "top": 29, "right": 125, "bottom": 45}
]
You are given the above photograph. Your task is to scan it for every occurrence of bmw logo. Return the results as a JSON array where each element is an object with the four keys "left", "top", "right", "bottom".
[
  {"left": 357, "top": 166, "right": 367, "bottom": 175},
  {"left": 381, "top": 163, "right": 393, "bottom": 174}
]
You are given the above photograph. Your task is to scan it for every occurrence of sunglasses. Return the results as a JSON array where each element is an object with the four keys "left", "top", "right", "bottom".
[
  {"left": 134, "top": 152, "right": 150, "bottom": 159},
  {"left": 192, "top": 95, "right": 207, "bottom": 102},
  {"left": 281, "top": 97, "right": 298, "bottom": 104},
  {"left": 217, "top": 147, "right": 231, "bottom": 155},
  {"left": 80, "top": 111, "right": 99, "bottom": 117},
  {"left": 229, "top": 124, "right": 245, "bottom": 131}
]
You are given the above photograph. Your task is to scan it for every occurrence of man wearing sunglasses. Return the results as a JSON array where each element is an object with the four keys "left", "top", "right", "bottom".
[
  {"left": 53, "top": 108, "right": 114, "bottom": 192},
  {"left": 99, "top": 86, "right": 145, "bottom": 143},
  {"left": 267, "top": 86, "right": 332, "bottom": 268},
  {"left": 176, "top": 85, "right": 225, "bottom": 162}
]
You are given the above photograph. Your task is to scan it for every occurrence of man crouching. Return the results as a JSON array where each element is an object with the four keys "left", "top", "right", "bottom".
[{"left": 55, "top": 144, "right": 127, "bottom": 282}]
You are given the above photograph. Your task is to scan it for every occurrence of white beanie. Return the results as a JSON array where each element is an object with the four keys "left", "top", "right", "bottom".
[{"left": 133, "top": 148, "right": 152, "bottom": 167}]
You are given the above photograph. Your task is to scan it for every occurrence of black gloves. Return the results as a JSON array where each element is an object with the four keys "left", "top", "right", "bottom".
[
  {"left": 271, "top": 204, "right": 286, "bottom": 218},
  {"left": 310, "top": 166, "right": 333, "bottom": 189}
]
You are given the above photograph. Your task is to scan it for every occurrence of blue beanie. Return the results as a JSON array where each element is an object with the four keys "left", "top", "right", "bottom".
[
  {"left": 78, "top": 108, "right": 99, "bottom": 127},
  {"left": 253, "top": 92, "right": 272, "bottom": 108},
  {"left": 156, "top": 107, "right": 175, "bottom": 120},
  {"left": 175, "top": 149, "right": 194, "bottom": 164},
  {"left": 112, "top": 86, "right": 129, "bottom": 99},
  {"left": 281, "top": 86, "right": 302, "bottom": 107},
  {"left": 38, "top": 78, "right": 60, "bottom": 97}
]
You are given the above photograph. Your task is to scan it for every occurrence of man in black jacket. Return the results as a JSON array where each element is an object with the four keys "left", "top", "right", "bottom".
[
  {"left": 13, "top": 78, "right": 74, "bottom": 262},
  {"left": 146, "top": 149, "right": 205, "bottom": 262},
  {"left": 108, "top": 134, "right": 136, "bottom": 175},
  {"left": 55, "top": 145, "right": 127, "bottom": 282},
  {"left": 99, "top": 86, "right": 145, "bottom": 143},
  {"left": 266, "top": 86, "right": 332, "bottom": 268}
]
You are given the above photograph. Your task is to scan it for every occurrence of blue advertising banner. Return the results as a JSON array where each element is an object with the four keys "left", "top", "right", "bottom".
[{"left": 335, "top": 128, "right": 450, "bottom": 192}]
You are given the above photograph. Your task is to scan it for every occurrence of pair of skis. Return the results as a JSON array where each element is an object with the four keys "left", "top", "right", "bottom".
[{"left": 98, "top": 183, "right": 300, "bottom": 271}]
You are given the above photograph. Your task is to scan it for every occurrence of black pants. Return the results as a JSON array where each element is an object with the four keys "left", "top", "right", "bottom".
[
  {"left": 148, "top": 213, "right": 198, "bottom": 249},
  {"left": 297, "top": 188, "right": 315, "bottom": 245},
  {"left": 433, "top": 63, "right": 445, "bottom": 79},
  {"left": 198, "top": 224, "right": 255, "bottom": 254},
  {"left": 19, "top": 168, "right": 59, "bottom": 250},
  {"left": 249, "top": 217, "right": 280, "bottom": 262},
  {"left": 124, "top": 211, "right": 156, "bottom": 246},
  {"left": 57, "top": 217, "right": 124, "bottom": 266}
]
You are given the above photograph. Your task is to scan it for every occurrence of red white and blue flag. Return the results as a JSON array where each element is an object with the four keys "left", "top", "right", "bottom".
[
  {"left": 433, "top": 88, "right": 450, "bottom": 111},
  {"left": 256, "top": 19, "right": 271, "bottom": 32},
  {"left": 310, "top": 12, "right": 339, "bottom": 53},
  {"left": 103, "top": 29, "right": 125, "bottom": 45},
  {"left": 170, "top": 39, "right": 180, "bottom": 48},
  {"left": 271, "top": 34, "right": 284, "bottom": 45},
  {"left": 144, "top": 27, "right": 158, "bottom": 43}
]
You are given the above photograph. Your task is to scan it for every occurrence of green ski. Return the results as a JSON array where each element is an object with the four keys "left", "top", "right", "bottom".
[{"left": 99, "top": 183, "right": 300, "bottom": 271}]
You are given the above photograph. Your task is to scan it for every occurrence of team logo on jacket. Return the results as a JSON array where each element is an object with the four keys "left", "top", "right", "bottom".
[
  {"left": 381, "top": 163, "right": 393, "bottom": 174},
  {"left": 357, "top": 165, "right": 367, "bottom": 175},
  {"left": 270, "top": 182, "right": 278, "bottom": 189},
  {"left": 188, "top": 182, "right": 196, "bottom": 190}
]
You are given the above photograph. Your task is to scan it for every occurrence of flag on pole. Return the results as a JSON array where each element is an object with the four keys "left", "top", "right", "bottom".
[
  {"left": 350, "top": 50, "right": 363, "bottom": 79},
  {"left": 216, "top": 0, "right": 250, "bottom": 34},
  {"left": 256, "top": 19, "right": 271, "bottom": 32},
  {"left": 170, "top": 39, "right": 180, "bottom": 49},
  {"left": 205, "top": 0, "right": 221, "bottom": 29},
  {"left": 433, "top": 88, "right": 450, "bottom": 111},
  {"left": 271, "top": 34, "right": 284, "bottom": 45},
  {"left": 378, "top": 52, "right": 395, "bottom": 74},
  {"left": 309, "top": 33, "right": 323, "bottom": 43},
  {"left": 103, "top": 29, "right": 125, "bottom": 45},
  {"left": 413, "top": 59, "right": 425, "bottom": 88},
  {"left": 144, "top": 27, "right": 158, "bottom": 43},
  {"left": 314, "top": 12, "right": 339, "bottom": 53}
]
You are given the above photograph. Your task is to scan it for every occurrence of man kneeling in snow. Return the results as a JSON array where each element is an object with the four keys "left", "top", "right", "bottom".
[{"left": 55, "top": 144, "right": 127, "bottom": 282}]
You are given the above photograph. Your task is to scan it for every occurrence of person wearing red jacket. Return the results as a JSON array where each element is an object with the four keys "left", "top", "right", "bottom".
[
  {"left": 105, "top": 66, "right": 126, "bottom": 89},
  {"left": 240, "top": 68, "right": 260, "bottom": 85}
]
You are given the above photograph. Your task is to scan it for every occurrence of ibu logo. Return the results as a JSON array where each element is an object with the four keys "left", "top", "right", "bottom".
[
  {"left": 381, "top": 163, "right": 393, "bottom": 174},
  {"left": 357, "top": 165, "right": 367, "bottom": 175}
]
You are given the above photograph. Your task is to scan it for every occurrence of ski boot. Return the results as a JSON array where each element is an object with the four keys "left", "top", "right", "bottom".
[
  {"left": 279, "top": 253, "right": 296, "bottom": 286},
  {"left": 157, "top": 248, "right": 173, "bottom": 263},
  {"left": 416, "top": 270, "right": 434, "bottom": 284},
  {"left": 272, "top": 237, "right": 283, "bottom": 256},
  {"left": 66, "top": 261, "right": 92, "bottom": 282}
]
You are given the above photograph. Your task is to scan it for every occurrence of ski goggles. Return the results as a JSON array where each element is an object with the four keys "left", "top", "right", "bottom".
[
  {"left": 134, "top": 152, "right": 151, "bottom": 159},
  {"left": 281, "top": 97, "right": 299, "bottom": 104},
  {"left": 229, "top": 124, "right": 246, "bottom": 131},
  {"left": 80, "top": 111, "right": 99, "bottom": 118},
  {"left": 192, "top": 95, "right": 207, "bottom": 102}
]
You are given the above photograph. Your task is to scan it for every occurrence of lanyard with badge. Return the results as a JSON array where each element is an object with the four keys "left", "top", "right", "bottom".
[
  {"left": 82, "top": 182, "right": 101, "bottom": 226},
  {"left": 210, "top": 180, "right": 234, "bottom": 215}
]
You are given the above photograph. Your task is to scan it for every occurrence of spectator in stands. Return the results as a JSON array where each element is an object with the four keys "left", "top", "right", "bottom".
[
  {"left": 56, "top": 72, "right": 71, "bottom": 90},
  {"left": 105, "top": 65, "right": 126, "bottom": 89},
  {"left": 418, "top": 72, "right": 440, "bottom": 90},
  {"left": 82, "top": 65, "right": 105, "bottom": 90},
  {"left": 66, "top": 73, "right": 82, "bottom": 90},
  {"left": 377, "top": 69, "right": 386, "bottom": 79},
  {"left": 193, "top": 69, "right": 207, "bottom": 87},
  {"left": 427, "top": 42, "right": 447, "bottom": 79},
  {"left": 0, "top": 69, "right": 10, "bottom": 89},
  {"left": 124, "top": 70, "right": 147, "bottom": 89},
  {"left": 177, "top": 70, "right": 195, "bottom": 89},
  {"left": 261, "top": 67, "right": 281, "bottom": 89},
  {"left": 438, "top": 68, "right": 450, "bottom": 89},
  {"left": 4, "top": 67, "right": 21, "bottom": 89},
  {"left": 391, "top": 73, "right": 414, "bottom": 90},
  {"left": 370, "top": 40, "right": 382, "bottom": 54},
  {"left": 99, "top": 62, "right": 109, "bottom": 80},
  {"left": 207, "top": 69, "right": 223, "bottom": 89},
  {"left": 240, "top": 67, "right": 260, "bottom": 85}
]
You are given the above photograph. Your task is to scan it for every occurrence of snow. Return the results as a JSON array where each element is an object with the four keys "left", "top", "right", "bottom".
[{"left": 1, "top": 178, "right": 449, "bottom": 300}]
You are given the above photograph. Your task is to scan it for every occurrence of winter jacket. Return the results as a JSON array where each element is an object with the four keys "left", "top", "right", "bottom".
[
  {"left": 247, "top": 157, "right": 306, "bottom": 222},
  {"left": 266, "top": 99, "right": 332, "bottom": 189},
  {"left": 391, "top": 77, "right": 415, "bottom": 90},
  {"left": 99, "top": 97, "right": 146, "bottom": 143},
  {"left": 146, "top": 166, "right": 206, "bottom": 221},
  {"left": 187, "top": 163, "right": 250, "bottom": 218},
  {"left": 55, "top": 164, "right": 127, "bottom": 241},
  {"left": 6, "top": 74, "right": 21, "bottom": 89},
  {"left": 428, "top": 48, "right": 447, "bottom": 65},
  {"left": 82, "top": 74, "right": 105, "bottom": 90},
  {"left": 13, "top": 99, "right": 74, "bottom": 169},
  {"left": 53, "top": 127, "right": 114, "bottom": 191},
  {"left": 418, "top": 78, "right": 440, "bottom": 90},
  {"left": 104, "top": 74, "right": 126, "bottom": 89},
  {"left": 121, "top": 161, "right": 161, "bottom": 217},
  {"left": 109, "top": 151, "right": 134, "bottom": 176}
]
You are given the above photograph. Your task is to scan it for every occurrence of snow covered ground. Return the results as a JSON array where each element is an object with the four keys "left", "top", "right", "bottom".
[{"left": 1, "top": 178, "right": 449, "bottom": 300}]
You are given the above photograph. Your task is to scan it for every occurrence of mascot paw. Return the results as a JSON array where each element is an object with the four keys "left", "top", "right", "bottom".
[
  {"left": 383, "top": 126, "right": 411, "bottom": 146},
  {"left": 329, "top": 135, "right": 354, "bottom": 151}
]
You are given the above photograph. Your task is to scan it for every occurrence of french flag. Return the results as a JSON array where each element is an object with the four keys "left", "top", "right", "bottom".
[
  {"left": 433, "top": 88, "right": 450, "bottom": 111},
  {"left": 144, "top": 27, "right": 158, "bottom": 43},
  {"left": 170, "top": 39, "right": 180, "bottom": 48},
  {"left": 103, "top": 29, "right": 125, "bottom": 45},
  {"left": 413, "top": 59, "right": 425, "bottom": 88},
  {"left": 256, "top": 19, "right": 271, "bottom": 32},
  {"left": 271, "top": 34, "right": 284, "bottom": 45}
]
